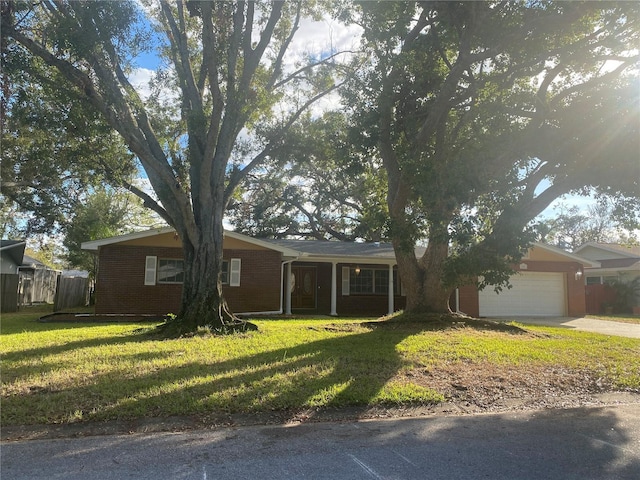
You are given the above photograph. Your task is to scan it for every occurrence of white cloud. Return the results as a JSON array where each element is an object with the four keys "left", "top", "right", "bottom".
[{"left": 128, "top": 67, "right": 155, "bottom": 101}]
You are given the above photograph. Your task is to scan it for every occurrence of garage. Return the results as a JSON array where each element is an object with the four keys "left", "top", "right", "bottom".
[{"left": 479, "top": 271, "right": 566, "bottom": 317}]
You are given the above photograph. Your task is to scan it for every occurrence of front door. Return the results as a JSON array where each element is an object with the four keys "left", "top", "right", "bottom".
[{"left": 291, "top": 266, "right": 316, "bottom": 310}]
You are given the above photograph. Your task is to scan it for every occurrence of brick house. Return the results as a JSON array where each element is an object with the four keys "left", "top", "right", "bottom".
[
  {"left": 81, "top": 227, "right": 417, "bottom": 317},
  {"left": 573, "top": 243, "right": 640, "bottom": 314},
  {"left": 82, "top": 228, "right": 596, "bottom": 317},
  {"left": 456, "top": 243, "right": 598, "bottom": 317}
]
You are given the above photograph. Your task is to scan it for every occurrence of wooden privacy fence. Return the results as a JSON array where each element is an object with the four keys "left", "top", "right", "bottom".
[
  {"left": 585, "top": 284, "right": 617, "bottom": 315},
  {"left": 1, "top": 274, "right": 19, "bottom": 313},
  {"left": 18, "top": 269, "right": 59, "bottom": 306},
  {"left": 54, "top": 276, "right": 89, "bottom": 311}
]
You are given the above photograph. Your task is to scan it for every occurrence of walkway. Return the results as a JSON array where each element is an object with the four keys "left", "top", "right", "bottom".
[{"left": 489, "top": 316, "right": 640, "bottom": 339}]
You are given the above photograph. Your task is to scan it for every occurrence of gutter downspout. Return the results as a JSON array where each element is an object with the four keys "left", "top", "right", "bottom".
[{"left": 236, "top": 257, "right": 298, "bottom": 317}]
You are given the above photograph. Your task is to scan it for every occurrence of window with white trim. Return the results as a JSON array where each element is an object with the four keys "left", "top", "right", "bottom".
[
  {"left": 220, "top": 259, "right": 241, "bottom": 285},
  {"left": 347, "top": 267, "right": 399, "bottom": 295},
  {"left": 145, "top": 257, "right": 240, "bottom": 286}
]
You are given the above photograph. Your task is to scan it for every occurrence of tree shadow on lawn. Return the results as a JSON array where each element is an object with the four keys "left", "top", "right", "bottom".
[
  {"left": 0, "top": 325, "right": 163, "bottom": 365},
  {"left": 2, "top": 317, "right": 529, "bottom": 429}
]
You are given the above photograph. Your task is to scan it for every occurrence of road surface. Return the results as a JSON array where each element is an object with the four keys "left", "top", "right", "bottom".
[{"left": 2, "top": 403, "right": 639, "bottom": 479}]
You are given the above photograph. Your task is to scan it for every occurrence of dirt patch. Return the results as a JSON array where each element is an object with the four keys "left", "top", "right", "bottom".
[{"left": 3, "top": 391, "right": 639, "bottom": 442}]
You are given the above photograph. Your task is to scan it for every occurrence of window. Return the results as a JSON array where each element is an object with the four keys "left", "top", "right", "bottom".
[
  {"left": 586, "top": 276, "right": 602, "bottom": 285},
  {"left": 221, "top": 260, "right": 229, "bottom": 284},
  {"left": 220, "top": 259, "right": 241, "bottom": 286},
  {"left": 145, "top": 257, "right": 240, "bottom": 286},
  {"left": 157, "top": 259, "right": 184, "bottom": 284},
  {"left": 348, "top": 267, "right": 398, "bottom": 295}
]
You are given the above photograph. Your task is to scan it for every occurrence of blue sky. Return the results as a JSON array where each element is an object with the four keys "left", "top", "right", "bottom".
[{"left": 123, "top": 9, "right": 605, "bottom": 228}]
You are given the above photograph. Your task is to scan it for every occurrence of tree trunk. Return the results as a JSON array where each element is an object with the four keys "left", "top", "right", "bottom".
[
  {"left": 396, "top": 240, "right": 453, "bottom": 315},
  {"left": 165, "top": 216, "right": 247, "bottom": 334},
  {"left": 393, "top": 215, "right": 454, "bottom": 315}
]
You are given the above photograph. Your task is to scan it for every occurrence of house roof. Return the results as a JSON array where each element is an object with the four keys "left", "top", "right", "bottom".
[
  {"left": 81, "top": 226, "right": 176, "bottom": 252},
  {"left": 529, "top": 242, "right": 600, "bottom": 267},
  {"left": 81, "top": 227, "right": 596, "bottom": 269},
  {"left": 574, "top": 242, "right": 640, "bottom": 259},
  {"left": 22, "top": 254, "right": 45, "bottom": 268},
  {"left": 262, "top": 238, "right": 426, "bottom": 264},
  {"left": 81, "top": 226, "right": 411, "bottom": 264},
  {"left": 81, "top": 227, "right": 301, "bottom": 258},
  {"left": 598, "top": 258, "right": 640, "bottom": 269},
  {"left": 0, "top": 240, "right": 26, "bottom": 266}
]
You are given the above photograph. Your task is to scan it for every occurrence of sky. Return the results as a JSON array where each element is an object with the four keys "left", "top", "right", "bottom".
[{"left": 124, "top": 5, "right": 604, "bottom": 231}]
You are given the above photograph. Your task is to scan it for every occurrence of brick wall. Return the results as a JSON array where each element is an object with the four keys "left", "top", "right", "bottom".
[
  {"left": 96, "top": 245, "right": 183, "bottom": 315},
  {"left": 223, "top": 249, "right": 282, "bottom": 313},
  {"left": 95, "top": 245, "right": 282, "bottom": 315},
  {"left": 337, "top": 264, "right": 406, "bottom": 317}
]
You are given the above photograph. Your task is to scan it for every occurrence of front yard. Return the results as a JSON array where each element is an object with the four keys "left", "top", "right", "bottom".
[{"left": 1, "top": 306, "right": 639, "bottom": 430}]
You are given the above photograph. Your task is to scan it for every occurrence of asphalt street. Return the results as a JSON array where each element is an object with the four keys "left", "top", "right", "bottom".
[{"left": 2, "top": 403, "right": 639, "bottom": 480}]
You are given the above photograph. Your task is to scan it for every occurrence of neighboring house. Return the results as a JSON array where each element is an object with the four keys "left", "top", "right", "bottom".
[
  {"left": 574, "top": 243, "right": 640, "bottom": 285},
  {"left": 18, "top": 254, "right": 61, "bottom": 305},
  {"left": 1, "top": 240, "right": 26, "bottom": 274},
  {"left": 456, "top": 243, "right": 598, "bottom": 317},
  {"left": 1, "top": 240, "right": 26, "bottom": 313},
  {"left": 81, "top": 227, "right": 420, "bottom": 317},
  {"left": 573, "top": 243, "right": 640, "bottom": 314}
]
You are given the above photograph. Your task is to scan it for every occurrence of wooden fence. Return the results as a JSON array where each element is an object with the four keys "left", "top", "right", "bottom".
[
  {"left": 18, "top": 269, "right": 60, "bottom": 306},
  {"left": 54, "top": 276, "right": 90, "bottom": 311},
  {"left": 585, "top": 284, "right": 617, "bottom": 315},
  {"left": 1, "top": 274, "right": 19, "bottom": 313}
]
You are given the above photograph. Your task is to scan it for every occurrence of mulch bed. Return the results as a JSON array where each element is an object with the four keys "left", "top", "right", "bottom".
[{"left": 38, "top": 312, "right": 166, "bottom": 323}]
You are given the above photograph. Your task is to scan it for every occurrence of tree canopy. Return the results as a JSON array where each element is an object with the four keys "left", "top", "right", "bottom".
[
  {"left": 3, "top": 0, "right": 638, "bottom": 324},
  {"left": 337, "top": 1, "right": 639, "bottom": 313},
  {"left": 228, "top": 111, "right": 389, "bottom": 241},
  {"left": 2, "top": 0, "right": 347, "bottom": 332}
]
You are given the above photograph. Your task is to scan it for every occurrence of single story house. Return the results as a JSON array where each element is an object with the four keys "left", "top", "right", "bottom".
[
  {"left": 573, "top": 243, "right": 640, "bottom": 285},
  {"left": 573, "top": 243, "right": 640, "bottom": 314},
  {"left": 81, "top": 227, "right": 417, "bottom": 317},
  {"left": 82, "top": 228, "right": 596, "bottom": 317},
  {"left": 456, "top": 243, "right": 598, "bottom": 317}
]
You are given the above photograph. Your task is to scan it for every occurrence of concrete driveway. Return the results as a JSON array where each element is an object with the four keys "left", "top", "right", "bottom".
[{"left": 489, "top": 316, "right": 640, "bottom": 339}]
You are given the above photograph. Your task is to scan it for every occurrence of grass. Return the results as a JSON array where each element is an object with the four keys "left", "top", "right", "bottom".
[
  {"left": 1, "top": 306, "right": 639, "bottom": 427},
  {"left": 587, "top": 314, "right": 640, "bottom": 325}
]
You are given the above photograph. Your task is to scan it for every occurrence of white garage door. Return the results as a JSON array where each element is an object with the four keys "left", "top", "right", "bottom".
[{"left": 479, "top": 272, "right": 566, "bottom": 317}]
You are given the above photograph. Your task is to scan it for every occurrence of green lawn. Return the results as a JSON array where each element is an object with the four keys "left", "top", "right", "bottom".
[{"left": 1, "top": 306, "right": 639, "bottom": 427}]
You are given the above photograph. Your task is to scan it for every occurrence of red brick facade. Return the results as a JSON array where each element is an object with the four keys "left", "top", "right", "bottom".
[
  {"left": 93, "top": 237, "right": 587, "bottom": 318},
  {"left": 95, "top": 244, "right": 282, "bottom": 315},
  {"left": 286, "top": 262, "right": 407, "bottom": 316}
]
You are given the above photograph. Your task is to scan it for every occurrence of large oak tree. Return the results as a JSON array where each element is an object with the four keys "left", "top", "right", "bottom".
[
  {"left": 344, "top": 1, "right": 639, "bottom": 313},
  {"left": 3, "top": 0, "right": 343, "bottom": 331}
]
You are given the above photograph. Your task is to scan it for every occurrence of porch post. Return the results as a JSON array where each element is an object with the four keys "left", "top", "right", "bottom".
[
  {"left": 330, "top": 262, "right": 337, "bottom": 316},
  {"left": 388, "top": 264, "right": 394, "bottom": 315},
  {"left": 285, "top": 262, "right": 292, "bottom": 315}
]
